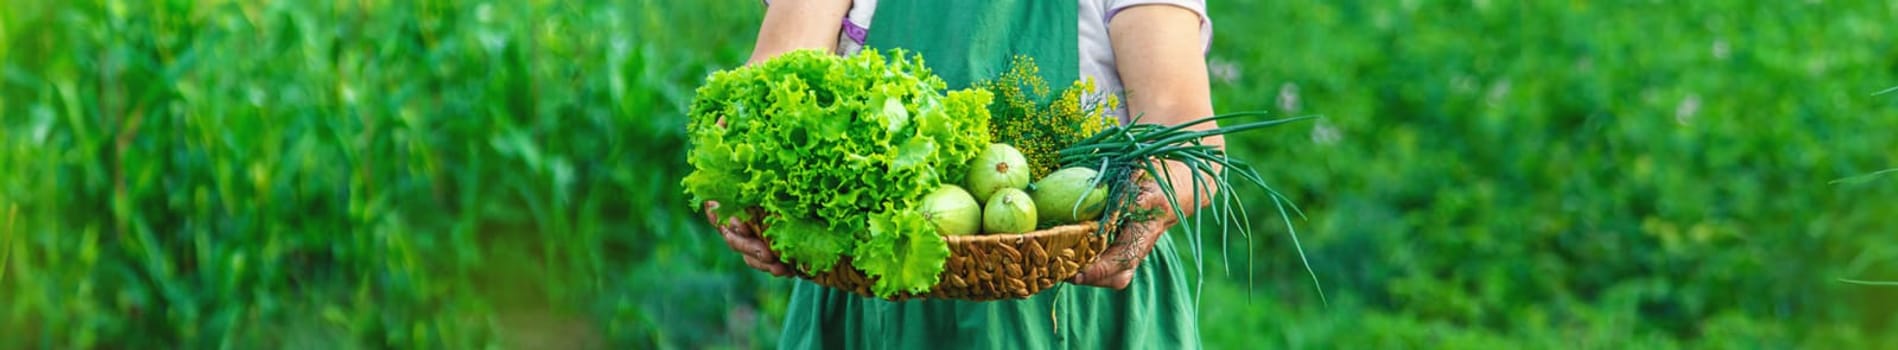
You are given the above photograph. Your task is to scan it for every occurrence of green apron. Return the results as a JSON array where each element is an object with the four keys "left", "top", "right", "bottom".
[{"left": 777, "top": 1, "right": 1201, "bottom": 349}]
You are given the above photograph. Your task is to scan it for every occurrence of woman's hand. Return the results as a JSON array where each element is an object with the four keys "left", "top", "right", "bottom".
[
  {"left": 1069, "top": 177, "right": 1176, "bottom": 289},
  {"left": 1068, "top": 162, "right": 1210, "bottom": 289},
  {"left": 704, "top": 202, "right": 793, "bottom": 277}
]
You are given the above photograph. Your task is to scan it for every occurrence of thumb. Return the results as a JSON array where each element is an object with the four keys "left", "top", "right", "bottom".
[
  {"left": 1069, "top": 260, "right": 1101, "bottom": 284},
  {"left": 1068, "top": 254, "right": 1115, "bottom": 285}
]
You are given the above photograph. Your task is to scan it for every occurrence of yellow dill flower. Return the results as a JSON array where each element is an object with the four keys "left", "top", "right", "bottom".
[{"left": 976, "top": 56, "right": 1121, "bottom": 176}]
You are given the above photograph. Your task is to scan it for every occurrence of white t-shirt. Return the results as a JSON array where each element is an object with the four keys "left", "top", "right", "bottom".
[{"left": 819, "top": 0, "right": 1214, "bottom": 123}]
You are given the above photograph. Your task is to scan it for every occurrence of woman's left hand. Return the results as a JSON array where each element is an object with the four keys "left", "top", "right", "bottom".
[{"left": 1068, "top": 177, "right": 1180, "bottom": 290}]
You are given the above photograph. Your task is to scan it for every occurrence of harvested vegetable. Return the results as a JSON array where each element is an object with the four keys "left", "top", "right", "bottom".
[
  {"left": 1060, "top": 112, "right": 1327, "bottom": 302},
  {"left": 965, "top": 143, "right": 1032, "bottom": 203},
  {"left": 920, "top": 185, "right": 982, "bottom": 236},
  {"left": 982, "top": 188, "right": 1037, "bottom": 234},
  {"left": 1030, "top": 167, "right": 1108, "bottom": 225},
  {"left": 683, "top": 49, "right": 993, "bottom": 297}
]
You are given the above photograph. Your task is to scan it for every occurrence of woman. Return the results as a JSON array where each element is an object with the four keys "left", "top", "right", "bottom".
[{"left": 705, "top": 0, "right": 1223, "bottom": 348}]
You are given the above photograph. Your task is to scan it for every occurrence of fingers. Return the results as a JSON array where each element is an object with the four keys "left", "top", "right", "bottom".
[
  {"left": 709, "top": 203, "right": 764, "bottom": 254},
  {"left": 720, "top": 220, "right": 772, "bottom": 257},
  {"left": 1099, "top": 270, "right": 1135, "bottom": 290},
  {"left": 703, "top": 201, "right": 722, "bottom": 226},
  {"left": 1071, "top": 259, "right": 1136, "bottom": 289},
  {"left": 717, "top": 219, "right": 753, "bottom": 252},
  {"left": 723, "top": 229, "right": 792, "bottom": 277},
  {"left": 1069, "top": 260, "right": 1137, "bottom": 290},
  {"left": 1069, "top": 218, "right": 1174, "bottom": 289},
  {"left": 743, "top": 254, "right": 793, "bottom": 277},
  {"left": 705, "top": 203, "right": 792, "bottom": 277},
  {"left": 1069, "top": 244, "right": 1138, "bottom": 289},
  {"left": 713, "top": 212, "right": 794, "bottom": 277}
]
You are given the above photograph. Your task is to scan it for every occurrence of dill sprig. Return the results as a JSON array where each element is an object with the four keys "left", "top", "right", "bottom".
[{"left": 978, "top": 56, "right": 1119, "bottom": 177}]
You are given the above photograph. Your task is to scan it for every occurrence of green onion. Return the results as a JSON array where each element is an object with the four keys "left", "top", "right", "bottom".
[{"left": 1057, "top": 112, "right": 1326, "bottom": 305}]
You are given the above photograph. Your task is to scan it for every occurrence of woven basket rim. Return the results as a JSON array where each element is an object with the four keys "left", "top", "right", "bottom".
[{"left": 943, "top": 221, "right": 1102, "bottom": 244}]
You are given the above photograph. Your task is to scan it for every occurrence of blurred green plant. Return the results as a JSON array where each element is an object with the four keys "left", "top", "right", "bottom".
[
  {"left": 1203, "top": 0, "right": 1898, "bottom": 345},
  {"left": 1831, "top": 168, "right": 1898, "bottom": 185},
  {"left": 1832, "top": 87, "right": 1898, "bottom": 288},
  {"left": 1, "top": 0, "right": 777, "bottom": 348}
]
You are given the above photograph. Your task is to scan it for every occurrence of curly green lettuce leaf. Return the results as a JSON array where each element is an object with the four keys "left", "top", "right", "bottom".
[
  {"left": 853, "top": 209, "right": 951, "bottom": 297},
  {"left": 926, "top": 89, "right": 993, "bottom": 185},
  {"left": 681, "top": 132, "right": 745, "bottom": 216},
  {"left": 760, "top": 216, "right": 852, "bottom": 273}
]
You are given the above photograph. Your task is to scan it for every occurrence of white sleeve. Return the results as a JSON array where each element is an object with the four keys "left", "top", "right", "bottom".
[{"left": 1103, "top": 0, "right": 1214, "bottom": 53}]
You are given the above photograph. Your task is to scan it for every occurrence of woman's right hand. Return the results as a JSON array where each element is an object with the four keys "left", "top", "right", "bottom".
[{"left": 705, "top": 201, "right": 793, "bottom": 277}]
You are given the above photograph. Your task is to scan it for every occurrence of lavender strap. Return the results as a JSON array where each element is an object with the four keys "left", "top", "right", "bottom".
[{"left": 842, "top": 20, "right": 869, "bottom": 44}]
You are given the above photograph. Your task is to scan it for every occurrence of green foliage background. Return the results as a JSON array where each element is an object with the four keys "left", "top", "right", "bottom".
[{"left": 2, "top": 0, "right": 1894, "bottom": 348}]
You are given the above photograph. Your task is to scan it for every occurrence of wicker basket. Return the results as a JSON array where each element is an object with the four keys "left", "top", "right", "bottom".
[{"left": 799, "top": 221, "right": 1114, "bottom": 301}]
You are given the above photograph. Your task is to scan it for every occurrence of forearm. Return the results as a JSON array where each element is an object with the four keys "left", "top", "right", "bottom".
[
  {"left": 747, "top": 0, "right": 852, "bottom": 65},
  {"left": 1110, "top": 5, "right": 1221, "bottom": 219}
]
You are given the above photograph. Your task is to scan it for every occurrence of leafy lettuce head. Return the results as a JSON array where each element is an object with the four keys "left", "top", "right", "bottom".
[{"left": 683, "top": 49, "right": 992, "bottom": 297}]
